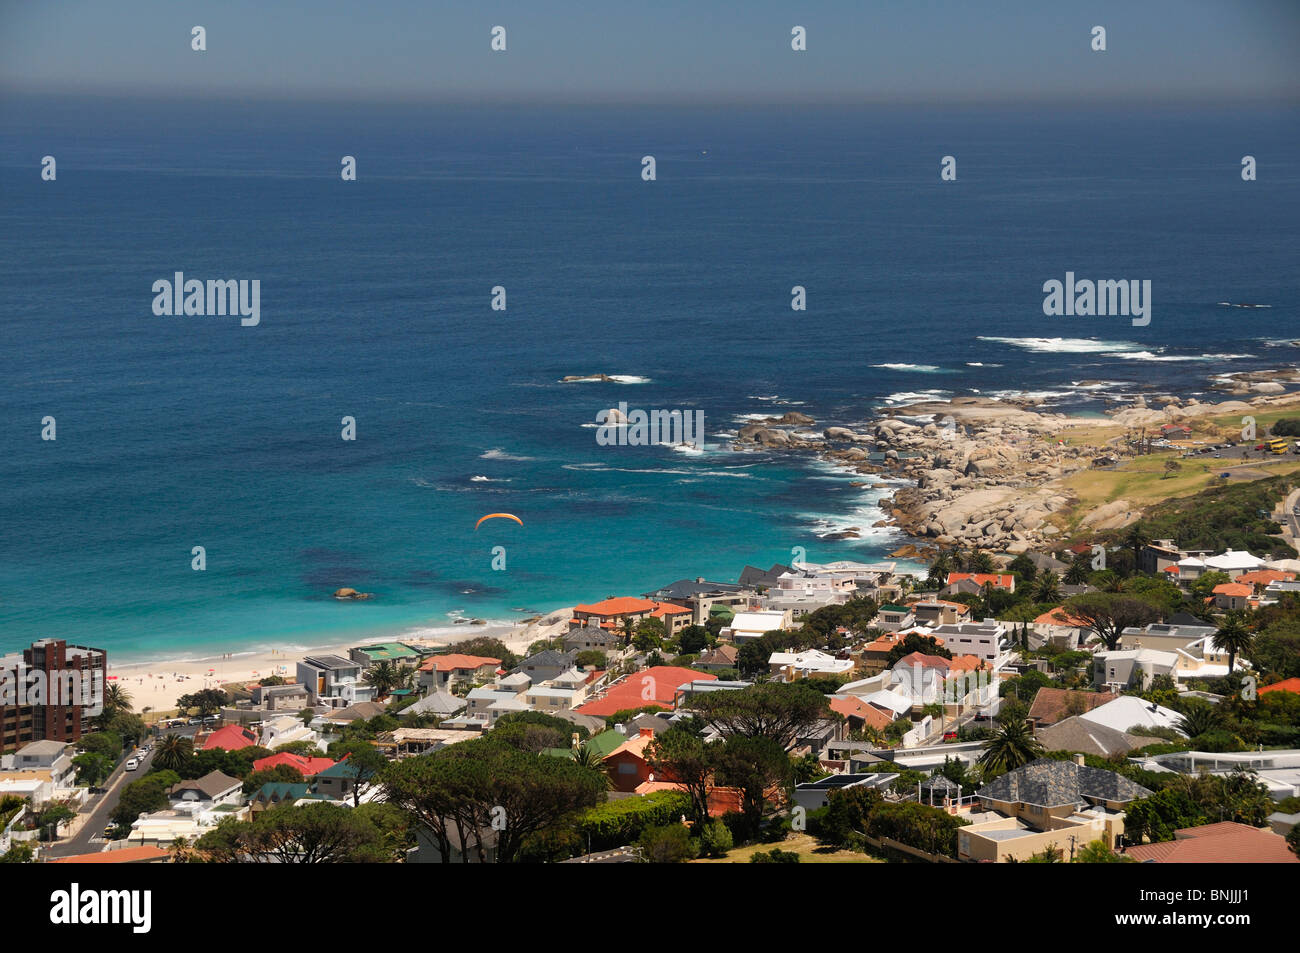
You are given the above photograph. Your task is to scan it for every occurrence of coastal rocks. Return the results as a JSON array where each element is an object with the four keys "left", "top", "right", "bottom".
[
  {"left": 763, "top": 411, "right": 815, "bottom": 426},
  {"left": 333, "top": 588, "right": 374, "bottom": 601},
  {"left": 738, "top": 424, "right": 792, "bottom": 447},
  {"left": 824, "top": 426, "right": 870, "bottom": 443},
  {"left": 601, "top": 406, "right": 628, "bottom": 425},
  {"left": 561, "top": 373, "right": 617, "bottom": 383},
  {"left": 1080, "top": 499, "right": 1142, "bottom": 530}
]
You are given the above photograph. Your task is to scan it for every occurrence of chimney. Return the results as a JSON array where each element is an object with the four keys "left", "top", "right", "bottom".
[
  {"left": 639, "top": 727, "right": 654, "bottom": 739},
  {"left": 1073, "top": 753, "right": 1086, "bottom": 766}
]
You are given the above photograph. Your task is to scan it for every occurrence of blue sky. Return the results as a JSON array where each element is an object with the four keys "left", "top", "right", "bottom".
[{"left": 1, "top": 0, "right": 1297, "bottom": 103}]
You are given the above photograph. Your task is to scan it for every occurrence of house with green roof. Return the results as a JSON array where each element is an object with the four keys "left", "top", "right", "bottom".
[
  {"left": 349, "top": 642, "right": 429, "bottom": 668},
  {"left": 543, "top": 728, "right": 625, "bottom": 762},
  {"left": 251, "top": 782, "right": 312, "bottom": 813}
]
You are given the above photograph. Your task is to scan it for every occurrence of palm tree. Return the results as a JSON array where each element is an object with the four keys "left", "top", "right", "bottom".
[
  {"left": 1122, "top": 523, "right": 1151, "bottom": 570},
  {"left": 1033, "top": 571, "right": 1062, "bottom": 604},
  {"left": 152, "top": 733, "right": 194, "bottom": 771},
  {"left": 977, "top": 718, "right": 1044, "bottom": 774},
  {"left": 363, "top": 661, "right": 399, "bottom": 698},
  {"left": 968, "top": 549, "right": 995, "bottom": 573},
  {"left": 1174, "top": 703, "right": 1219, "bottom": 739},
  {"left": 103, "top": 682, "right": 133, "bottom": 716},
  {"left": 927, "top": 552, "right": 953, "bottom": 589},
  {"left": 392, "top": 664, "right": 416, "bottom": 691},
  {"left": 1213, "top": 616, "right": 1255, "bottom": 674},
  {"left": 1064, "top": 553, "right": 1091, "bottom": 586}
]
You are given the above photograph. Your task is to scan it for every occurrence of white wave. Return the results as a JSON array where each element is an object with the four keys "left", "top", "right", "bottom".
[
  {"left": 480, "top": 448, "right": 534, "bottom": 461},
  {"left": 1106, "top": 350, "right": 1255, "bottom": 362},
  {"left": 469, "top": 475, "right": 511, "bottom": 483},
  {"left": 871, "top": 362, "right": 941, "bottom": 372},
  {"left": 979, "top": 336, "right": 1144, "bottom": 353},
  {"left": 559, "top": 374, "right": 651, "bottom": 384},
  {"left": 882, "top": 389, "right": 951, "bottom": 404}
]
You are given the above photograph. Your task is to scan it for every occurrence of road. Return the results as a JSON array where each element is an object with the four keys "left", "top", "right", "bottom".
[{"left": 39, "top": 730, "right": 202, "bottom": 859}]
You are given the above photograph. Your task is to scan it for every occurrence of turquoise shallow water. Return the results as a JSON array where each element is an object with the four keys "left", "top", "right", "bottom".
[{"left": 1, "top": 100, "right": 1297, "bottom": 663}]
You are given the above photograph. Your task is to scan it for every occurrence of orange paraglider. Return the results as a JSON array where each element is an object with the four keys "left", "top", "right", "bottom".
[{"left": 475, "top": 513, "right": 523, "bottom": 530}]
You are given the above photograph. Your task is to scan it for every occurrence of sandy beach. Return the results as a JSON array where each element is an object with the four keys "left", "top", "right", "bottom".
[{"left": 108, "top": 608, "right": 575, "bottom": 715}]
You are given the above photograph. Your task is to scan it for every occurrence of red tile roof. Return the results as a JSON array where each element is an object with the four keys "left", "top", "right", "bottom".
[
  {"left": 1259, "top": 677, "right": 1300, "bottom": 696},
  {"left": 828, "top": 696, "right": 894, "bottom": 731},
  {"left": 1124, "top": 823, "right": 1298, "bottom": 864},
  {"left": 573, "top": 596, "right": 657, "bottom": 616},
  {"left": 50, "top": 846, "right": 172, "bottom": 864},
  {"left": 201, "top": 725, "right": 259, "bottom": 751},
  {"left": 1236, "top": 569, "right": 1296, "bottom": 586},
  {"left": 1213, "top": 583, "right": 1252, "bottom": 597},
  {"left": 417, "top": 653, "right": 501, "bottom": 673},
  {"left": 650, "top": 602, "right": 691, "bottom": 617},
  {"left": 1033, "top": 606, "right": 1090, "bottom": 627},
  {"left": 574, "top": 666, "right": 717, "bottom": 716},
  {"left": 252, "top": 751, "right": 336, "bottom": 778},
  {"left": 946, "top": 573, "right": 1014, "bottom": 589},
  {"left": 893, "top": 651, "right": 951, "bottom": 671}
]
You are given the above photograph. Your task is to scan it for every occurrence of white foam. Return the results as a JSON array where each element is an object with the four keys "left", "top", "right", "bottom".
[
  {"left": 871, "top": 363, "right": 941, "bottom": 372},
  {"left": 480, "top": 448, "right": 534, "bottom": 461},
  {"left": 979, "top": 336, "right": 1144, "bottom": 353}
]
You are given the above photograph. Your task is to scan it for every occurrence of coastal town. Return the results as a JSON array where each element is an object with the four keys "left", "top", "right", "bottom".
[{"left": 4, "top": 391, "right": 1300, "bottom": 866}]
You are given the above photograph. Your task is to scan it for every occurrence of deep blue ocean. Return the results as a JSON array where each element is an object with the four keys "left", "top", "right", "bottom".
[{"left": 1, "top": 98, "right": 1297, "bottom": 663}]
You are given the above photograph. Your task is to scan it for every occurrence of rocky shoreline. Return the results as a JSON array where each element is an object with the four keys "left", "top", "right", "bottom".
[{"left": 732, "top": 381, "right": 1300, "bottom": 557}]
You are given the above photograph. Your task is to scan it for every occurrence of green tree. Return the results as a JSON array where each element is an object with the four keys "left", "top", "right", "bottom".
[
  {"left": 977, "top": 719, "right": 1044, "bottom": 774},
  {"left": 72, "top": 752, "right": 112, "bottom": 788},
  {"left": 196, "top": 801, "right": 397, "bottom": 863},
  {"left": 103, "top": 682, "right": 134, "bottom": 716},
  {"left": 636, "top": 823, "right": 697, "bottom": 863},
  {"left": 1063, "top": 592, "right": 1161, "bottom": 651},
  {"left": 1074, "top": 838, "right": 1132, "bottom": 862},
  {"left": 152, "top": 733, "right": 195, "bottom": 772},
  {"left": 712, "top": 735, "right": 793, "bottom": 832},
  {"left": 176, "top": 688, "right": 229, "bottom": 719},
  {"left": 687, "top": 682, "right": 831, "bottom": 747},
  {"left": 698, "top": 818, "right": 734, "bottom": 858},
  {"left": 646, "top": 727, "right": 716, "bottom": 832},
  {"left": 677, "top": 625, "right": 709, "bottom": 656},
  {"left": 1033, "top": 571, "right": 1063, "bottom": 604},
  {"left": 1213, "top": 616, "right": 1255, "bottom": 674}
]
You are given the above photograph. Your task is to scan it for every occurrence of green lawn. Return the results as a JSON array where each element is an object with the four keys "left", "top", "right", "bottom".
[{"left": 693, "top": 832, "right": 886, "bottom": 863}]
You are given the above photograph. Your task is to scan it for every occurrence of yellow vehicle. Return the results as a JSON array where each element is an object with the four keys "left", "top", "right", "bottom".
[{"left": 1266, "top": 438, "right": 1288, "bottom": 454}]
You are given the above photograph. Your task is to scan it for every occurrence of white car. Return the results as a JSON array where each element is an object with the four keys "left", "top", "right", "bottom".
[{"left": 124, "top": 758, "right": 139, "bottom": 771}]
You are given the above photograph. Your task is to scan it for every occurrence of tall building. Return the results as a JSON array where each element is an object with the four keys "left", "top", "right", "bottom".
[{"left": 0, "top": 638, "right": 106, "bottom": 750}]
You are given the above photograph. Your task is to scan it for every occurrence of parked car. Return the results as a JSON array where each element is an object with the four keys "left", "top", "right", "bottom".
[{"left": 124, "top": 757, "right": 139, "bottom": 771}]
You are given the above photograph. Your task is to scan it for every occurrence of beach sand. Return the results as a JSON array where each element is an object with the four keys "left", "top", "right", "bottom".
[{"left": 109, "top": 608, "right": 575, "bottom": 715}]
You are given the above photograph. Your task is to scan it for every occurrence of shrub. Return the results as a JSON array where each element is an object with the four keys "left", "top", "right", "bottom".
[
  {"left": 637, "top": 824, "right": 697, "bottom": 863},
  {"left": 750, "top": 847, "right": 799, "bottom": 863},
  {"left": 576, "top": 790, "right": 690, "bottom": 852},
  {"left": 698, "top": 818, "right": 734, "bottom": 858}
]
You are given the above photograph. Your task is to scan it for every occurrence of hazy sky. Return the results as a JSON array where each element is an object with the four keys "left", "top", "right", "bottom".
[{"left": 1, "top": 0, "right": 1297, "bottom": 104}]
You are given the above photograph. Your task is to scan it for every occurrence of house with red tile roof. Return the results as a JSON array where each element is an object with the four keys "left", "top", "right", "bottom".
[
  {"left": 1027, "top": 688, "right": 1118, "bottom": 727},
  {"left": 604, "top": 728, "right": 662, "bottom": 792},
  {"left": 571, "top": 597, "right": 692, "bottom": 636},
  {"left": 1236, "top": 569, "right": 1297, "bottom": 590},
  {"left": 944, "top": 573, "right": 1015, "bottom": 595},
  {"left": 50, "top": 845, "right": 172, "bottom": 864},
  {"left": 416, "top": 653, "right": 501, "bottom": 693},
  {"left": 200, "top": 724, "right": 259, "bottom": 752},
  {"left": 1212, "top": 582, "right": 1253, "bottom": 611},
  {"left": 828, "top": 696, "right": 894, "bottom": 733},
  {"left": 574, "top": 665, "right": 716, "bottom": 717},
  {"left": 1259, "top": 677, "right": 1300, "bottom": 696},
  {"left": 252, "top": 751, "right": 336, "bottom": 778},
  {"left": 1124, "top": 822, "right": 1298, "bottom": 864}
]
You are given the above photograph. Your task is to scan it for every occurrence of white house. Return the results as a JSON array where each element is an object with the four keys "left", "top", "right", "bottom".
[
  {"left": 767, "top": 650, "right": 854, "bottom": 682},
  {"left": 722, "top": 610, "right": 791, "bottom": 643},
  {"left": 932, "top": 620, "right": 1005, "bottom": 664},
  {"left": 1079, "top": 695, "right": 1186, "bottom": 737}
]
